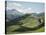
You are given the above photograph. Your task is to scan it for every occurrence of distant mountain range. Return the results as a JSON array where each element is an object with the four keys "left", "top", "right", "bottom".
[
  {"left": 6, "top": 8, "right": 44, "bottom": 22},
  {"left": 31, "top": 12, "right": 44, "bottom": 17},
  {"left": 6, "top": 9, "right": 24, "bottom": 22}
]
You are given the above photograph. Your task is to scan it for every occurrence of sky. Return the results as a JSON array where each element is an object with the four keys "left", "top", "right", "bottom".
[{"left": 7, "top": 1, "right": 44, "bottom": 14}]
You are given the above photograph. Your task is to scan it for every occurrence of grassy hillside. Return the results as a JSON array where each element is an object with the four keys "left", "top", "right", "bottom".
[{"left": 6, "top": 14, "right": 45, "bottom": 34}]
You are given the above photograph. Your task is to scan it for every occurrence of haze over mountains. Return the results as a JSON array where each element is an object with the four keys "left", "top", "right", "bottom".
[
  {"left": 6, "top": 9, "right": 24, "bottom": 22},
  {"left": 6, "top": 1, "right": 44, "bottom": 22},
  {"left": 5, "top": 1, "right": 44, "bottom": 34},
  {"left": 6, "top": 8, "right": 44, "bottom": 22}
]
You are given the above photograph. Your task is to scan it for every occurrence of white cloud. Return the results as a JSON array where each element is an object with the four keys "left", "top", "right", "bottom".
[
  {"left": 7, "top": 2, "right": 22, "bottom": 9},
  {"left": 7, "top": 2, "right": 35, "bottom": 14},
  {"left": 7, "top": 2, "right": 39, "bottom": 14},
  {"left": 16, "top": 7, "right": 34, "bottom": 14},
  {"left": 28, "top": 8, "right": 31, "bottom": 10},
  {"left": 15, "top": 3, "right": 22, "bottom": 6}
]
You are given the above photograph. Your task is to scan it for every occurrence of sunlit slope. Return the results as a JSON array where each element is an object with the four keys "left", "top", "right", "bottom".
[
  {"left": 6, "top": 14, "right": 44, "bottom": 34},
  {"left": 19, "top": 15, "right": 39, "bottom": 28}
]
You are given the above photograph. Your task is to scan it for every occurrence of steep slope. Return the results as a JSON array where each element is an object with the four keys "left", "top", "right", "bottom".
[{"left": 6, "top": 9, "right": 24, "bottom": 22}]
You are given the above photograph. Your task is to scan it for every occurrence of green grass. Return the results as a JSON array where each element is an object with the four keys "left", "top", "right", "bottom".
[
  {"left": 35, "top": 27, "right": 45, "bottom": 32},
  {"left": 21, "top": 16, "right": 38, "bottom": 28},
  {"left": 7, "top": 25, "right": 21, "bottom": 33},
  {"left": 6, "top": 15, "right": 44, "bottom": 34}
]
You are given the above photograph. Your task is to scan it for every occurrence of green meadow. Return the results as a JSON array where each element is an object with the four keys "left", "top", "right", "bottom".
[{"left": 6, "top": 14, "right": 44, "bottom": 34}]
